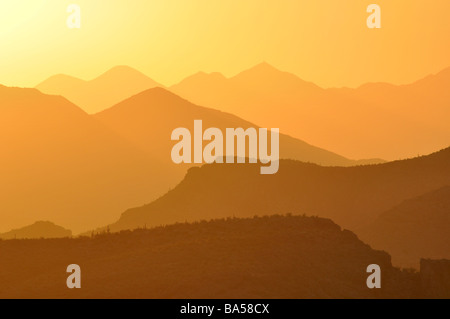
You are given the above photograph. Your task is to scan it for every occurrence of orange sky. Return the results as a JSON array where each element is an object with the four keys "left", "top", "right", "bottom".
[{"left": 0, "top": 0, "right": 449, "bottom": 88}]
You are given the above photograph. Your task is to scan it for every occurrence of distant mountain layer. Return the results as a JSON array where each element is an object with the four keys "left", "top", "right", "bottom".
[
  {"left": 0, "top": 221, "right": 71, "bottom": 240},
  {"left": 0, "top": 84, "right": 382, "bottom": 234},
  {"left": 94, "top": 87, "right": 383, "bottom": 167},
  {"left": 0, "top": 85, "right": 176, "bottom": 233},
  {"left": 0, "top": 216, "right": 420, "bottom": 298},
  {"left": 360, "top": 186, "right": 450, "bottom": 268},
  {"left": 36, "top": 63, "right": 450, "bottom": 160},
  {"left": 171, "top": 63, "right": 450, "bottom": 160},
  {"left": 36, "top": 66, "right": 162, "bottom": 114},
  {"left": 109, "top": 147, "right": 450, "bottom": 232}
]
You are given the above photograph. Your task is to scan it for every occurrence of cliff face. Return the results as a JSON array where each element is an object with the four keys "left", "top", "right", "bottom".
[{"left": 420, "top": 259, "right": 450, "bottom": 299}]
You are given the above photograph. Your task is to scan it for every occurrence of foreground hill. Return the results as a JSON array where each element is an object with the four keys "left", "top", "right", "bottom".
[
  {"left": 0, "top": 85, "right": 174, "bottom": 233},
  {"left": 0, "top": 215, "right": 418, "bottom": 299},
  {"left": 94, "top": 87, "right": 382, "bottom": 167},
  {"left": 360, "top": 186, "right": 450, "bottom": 268},
  {"left": 36, "top": 66, "right": 162, "bottom": 114},
  {"left": 171, "top": 63, "right": 450, "bottom": 160},
  {"left": 0, "top": 221, "right": 71, "bottom": 240}
]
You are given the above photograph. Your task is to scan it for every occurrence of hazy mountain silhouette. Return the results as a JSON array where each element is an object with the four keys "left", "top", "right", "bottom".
[
  {"left": 94, "top": 87, "right": 382, "bottom": 167},
  {"left": 360, "top": 186, "right": 450, "bottom": 268},
  {"left": 104, "top": 147, "right": 450, "bottom": 263},
  {"left": 0, "top": 85, "right": 176, "bottom": 233},
  {"left": 331, "top": 66, "right": 450, "bottom": 153},
  {"left": 0, "top": 84, "right": 381, "bottom": 234},
  {"left": 333, "top": 66, "right": 450, "bottom": 125},
  {"left": 0, "top": 215, "right": 419, "bottom": 299},
  {"left": 171, "top": 63, "right": 450, "bottom": 160},
  {"left": 0, "top": 221, "right": 71, "bottom": 240},
  {"left": 36, "top": 66, "right": 162, "bottom": 114}
]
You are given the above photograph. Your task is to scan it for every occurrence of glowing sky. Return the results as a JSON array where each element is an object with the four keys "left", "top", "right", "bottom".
[{"left": 1, "top": 0, "right": 449, "bottom": 88}]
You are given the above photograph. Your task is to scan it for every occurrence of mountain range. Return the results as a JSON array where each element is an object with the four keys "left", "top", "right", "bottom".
[
  {"left": 0, "top": 84, "right": 377, "bottom": 233},
  {"left": 102, "top": 147, "right": 450, "bottom": 267},
  {"left": 36, "top": 66, "right": 162, "bottom": 114},
  {"left": 94, "top": 87, "right": 381, "bottom": 167},
  {"left": 0, "top": 85, "right": 175, "bottom": 233},
  {"left": 171, "top": 63, "right": 450, "bottom": 160},
  {"left": 36, "top": 63, "right": 450, "bottom": 160},
  {"left": 4, "top": 64, "right": 449, "bottom": 272}
]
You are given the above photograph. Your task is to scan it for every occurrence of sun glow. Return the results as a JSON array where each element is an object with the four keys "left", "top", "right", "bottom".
[{"left": 0, "top": 0, "right": 450, "bottom": 88}]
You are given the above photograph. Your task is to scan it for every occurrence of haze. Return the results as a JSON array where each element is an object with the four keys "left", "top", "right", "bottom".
[{"left": 1, "top": 0, "right": 450, "bottom": 88}]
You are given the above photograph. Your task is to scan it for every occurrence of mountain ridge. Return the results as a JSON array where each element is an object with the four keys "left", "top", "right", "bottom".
[
  {"left": 36, "top": 66, "right": 163, "bottom": 114},
  {"left": 0, "top": 215, "right": 420, "bottom": 298},
  {"left": 170, "top": 63, "right": 450, "bottom": 160},
  {"left": 0, "top": 221, "right": 72, "bottom": 240},
  {"left": 94, "top": 87, "right": 384, "bottom": 167},
  {"left": 100, "top": 147, "right": 450, "bottom": 247},
  {"left": 360, "top": 185, "right": 450, "bottom": 268},
  {"left": 0, "top": 85, "right": 175, "bottom": 233}
]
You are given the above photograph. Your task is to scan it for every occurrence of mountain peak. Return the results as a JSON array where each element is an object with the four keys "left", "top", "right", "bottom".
[
  {"left": 236, "top": 61, "right": 299, "bottom": 79},
  {"left": 94, "top": 65, "right": 153, "bottom": 82},
  {"left": 35, "top": 66, "right": 163, "bottom": 113},
  {"left": 97, "top": 87, "right": 192, "bottom": 115},
  {"left": 139, "top": 86, "right": 179, "bottom": 98},
  {"left": 245, "top": 61, "right": 281, "bottom": 74},
  {"left": 231, "top": 62, "right": 322, "bottom": 91},
  {"left": 125, "top": 86, "right": 190, "bottom": 105}
]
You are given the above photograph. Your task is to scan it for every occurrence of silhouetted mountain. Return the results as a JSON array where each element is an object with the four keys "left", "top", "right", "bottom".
[
  {"left": 172, "top": 63, "right": 322, "bottom": 107},
  {"left": 0, "top": 221, "right": 71, "bottom": 240},
  {"left": 0, "top": 84, "right": 378, "bottom": 234},
  {"left": 335, "top": 66, "right": 450, "bottom": 124},
  {"left": 0, "top": 85, "right": 175, "bottom": 233},
  {"left": 171, "top": 63, "right": 450, "bottom": 160},
  {"left": 360, "top": 186, "right": 450, "bottom": 268},
  {"left": 36, "top": 66, "right": 162, "bottom": 113},
  {"left": 331, "top": 67, "right": 450, "bottom": 156},
  {"left": 94, "top": 87, "right": 382, "bottom": 167},
  {"left": 106, "top": 148, "right": 450, "bottom": 248},
  {"left": 0, "top": 215, "right": 419, "bottom": 298}
]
